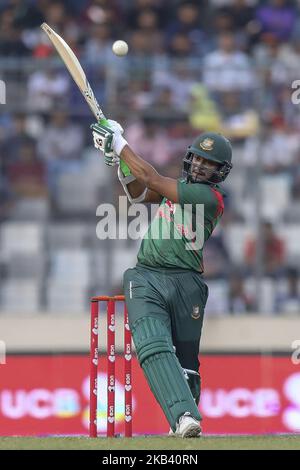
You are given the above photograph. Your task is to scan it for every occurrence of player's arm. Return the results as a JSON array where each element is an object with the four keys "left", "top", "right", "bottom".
[
  {"left": 95, "top": 121, "right": 221, "bottom": 211},
  {"left": 126, "top": 179, "right": 163, "bottom": 203},
  {"left": 117, "top": 160, "right": 163, "bottom": 204},
  {"left": 92, "top": 119, "right": 175, "bottom": 203},
  {"left": 121, "top": 144, "right": 221, "bottom": 212},
  {"left": 120, "top": 144, "right": 179, "bottom": 203}
]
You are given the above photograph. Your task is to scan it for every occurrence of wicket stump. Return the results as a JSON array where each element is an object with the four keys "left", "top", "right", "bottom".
[{"left": 89, "top": 295, "right": 132, "bottom": 438}]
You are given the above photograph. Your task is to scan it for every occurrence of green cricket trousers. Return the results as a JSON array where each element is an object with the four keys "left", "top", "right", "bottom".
[{"left": 123, "top": 263, "right": 208, "bottom": 407}]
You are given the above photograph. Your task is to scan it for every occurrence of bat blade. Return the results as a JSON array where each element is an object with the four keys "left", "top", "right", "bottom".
[{"left": 41, "top": 22, "right": 105, "bottom": 121}]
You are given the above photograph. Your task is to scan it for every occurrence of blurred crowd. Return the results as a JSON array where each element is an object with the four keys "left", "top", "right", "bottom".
[{"left": 0, "top": 0, "right": 300, "bottom": 315}]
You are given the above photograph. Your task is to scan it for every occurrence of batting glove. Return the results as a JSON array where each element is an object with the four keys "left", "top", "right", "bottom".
[{"left": 91, "top": 119, "right": 128, "bottom": 167}]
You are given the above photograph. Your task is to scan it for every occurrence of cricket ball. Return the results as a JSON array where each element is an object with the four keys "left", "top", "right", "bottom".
[{"left": 112, "top": 40, "right": 129, "bottom": 57}]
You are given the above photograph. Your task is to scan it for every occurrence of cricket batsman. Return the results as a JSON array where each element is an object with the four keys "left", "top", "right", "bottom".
[{"left": 92, "top": 119, "right": 232, "bottom": 437}]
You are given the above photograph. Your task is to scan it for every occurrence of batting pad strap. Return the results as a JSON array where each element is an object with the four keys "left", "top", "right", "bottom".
[
  {"left": 118, "top": 166, "right": 147, "bottom": 204},
  {"left": 183, "top": 368, "right": 200, "bottom": 377},
  {"left": 183, "top": 369, "right": 201, "bottom": 406}
]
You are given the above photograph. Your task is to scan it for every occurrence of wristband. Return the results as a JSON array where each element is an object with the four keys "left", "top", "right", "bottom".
[{"left": 114, "top": 134, "right": 128, "bottom": 155}]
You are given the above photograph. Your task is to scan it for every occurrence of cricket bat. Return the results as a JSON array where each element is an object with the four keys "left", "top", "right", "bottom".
[
  {"left": 40, "top": 22, "right": 130, "bottom": 175},
  {"left": 41, "top": 22, "right": 105, "bottom": 121}
]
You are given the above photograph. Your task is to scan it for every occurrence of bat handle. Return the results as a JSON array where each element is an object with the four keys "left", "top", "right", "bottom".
[{"left": 97, "top": 119, "right": 131, "bottom": 176}]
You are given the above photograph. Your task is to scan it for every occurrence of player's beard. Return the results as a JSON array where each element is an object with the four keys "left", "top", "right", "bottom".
[{"left": 190, "top": 162, "right": 216, "bottom": 183}]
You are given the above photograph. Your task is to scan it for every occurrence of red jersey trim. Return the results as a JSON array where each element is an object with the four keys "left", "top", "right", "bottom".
[{"left": 211, "top": 187, "right": 224, "bottom": 219}]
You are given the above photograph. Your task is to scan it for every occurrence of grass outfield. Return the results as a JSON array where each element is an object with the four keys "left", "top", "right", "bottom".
[{"left": 0, "top": 435, "right": 300, "bottom": 450}]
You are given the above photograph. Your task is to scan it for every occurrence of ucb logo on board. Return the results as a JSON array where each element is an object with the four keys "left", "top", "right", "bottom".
[{"left": 0, "top": 80, "right": 6, "bottom": 104}]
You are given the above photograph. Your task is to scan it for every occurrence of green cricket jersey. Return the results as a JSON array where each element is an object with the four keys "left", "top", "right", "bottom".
[{"left": 137, "top": 179, "right": 225, "bottom": 272}]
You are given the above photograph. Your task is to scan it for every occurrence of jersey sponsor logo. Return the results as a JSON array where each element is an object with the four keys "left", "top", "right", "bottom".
[
  {"left": 200, "top": 138, "right": 214, "bottom": 151},
  {"left": 192, "top": 305, "right": 201, "bottom": 319}
]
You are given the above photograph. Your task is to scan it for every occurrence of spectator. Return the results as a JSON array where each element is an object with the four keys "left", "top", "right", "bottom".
[
  {"left": 203, "top": 32, "right": 255, "bottom": 94},
  {"left": 84, "top": 23, "right": 113, "bottom": 62},
  {"left": 189, "top": 83, "right": 222, "bottom": 132},
  {"left": 203, "top": 226, "right": 231, "bottom": 279},
  {"left": 125, "top": 116, "right": 170, "bottom": 166},
  {"left": 43, "top": 1, "right": 69, "bottom": 33},
  {"left": 150, "top": 85, "right": 178, "bottom": 115},
  {"left": 31, "top": 3, "right": 80, "bottom": 58},
  {"left": 133, "top": 8, "right": 164, "bottom": 54},
  {"left": 291, "top": 156, "right": 300, "bottom": 199},
  {"left": 244, "top": 221, "right": 286, "bottom": 277},
  {"left": 166, "top": 2, "right": 209, "bottom": 56},
  {"left": 167, "top": 119, "right": 197, "bottom": 165},
  {"left": 274, "top": 37, "right": 300, "bottom": 84},
  {"left": 153, "top": 62, "right": 198, "bottom": 112},
  {"left": 6, "top": 140, "right": 47, "bottom": 199},
  {"left": 129, "top": 8, "right": 164, "bottom": 56},
  {"left": 289, "top": 154, "right": 300, "bottom": 221},
  {"left": 228, "top": 274, "right": 256, "bottom": 314},
  {"left": 9, "top": 0, "right": 44, "bottom": 30},
  {"left": 168, "top": 32, "right": 194, "bottom": 58},
  {"left": 214, "top": 0, "right": 257, "bottom": 52},
  {"left": 275, "top": 268, "right": 300, "bottom": 314},
  {"left": 219, "top": 0, "right": 255, "bottom": 33},
  {"left": 205, "top": 280, "right": 230, "bottom": 316},
  {"left": 219, "top": 91, "right": 259, "bottom": 141},
  {"left": 213, "top": 10, "right": 235, "bottom": 36},
  {"left": 129, "top": 29, "right": 159, "bottom": 56},
  {"left": 37, "top": 109, "right": 84, "bottom": 192},
  {"left": 255, "top": 0, "right": 296, "bottom": 43},
  {"left": 245, "top": 122, "right": 299, "bottom": 172},
  {"left": 0, "top": 174, "right": 13, "bottom": 221},
  {"left": 1, "top": 113, "right": 36, "bottom": 167},
  {"left": 27, "top": 68, "right": 70, "bottom": 112},
  {"left": 124, "top": 78, "right": 153, "bottom": 111},
  {"left": 126, "top": 0, "right": 168, "bottom": 30},
  {"left": 254, "top": 31, "right": 280, "bottom": 65},
  {"left": 83, "top": 0, "right": 121, "bottom": 27},
  {"left": 37, "top": 109, "right": 84, "bottom": 162},
  {"left": 0, "top": 8, "right": 30, "bottom": 57}
]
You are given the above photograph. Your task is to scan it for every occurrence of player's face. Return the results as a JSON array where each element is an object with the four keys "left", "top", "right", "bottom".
[{"left": 191, "top": 154, "right": 218, "bottom": 182}]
